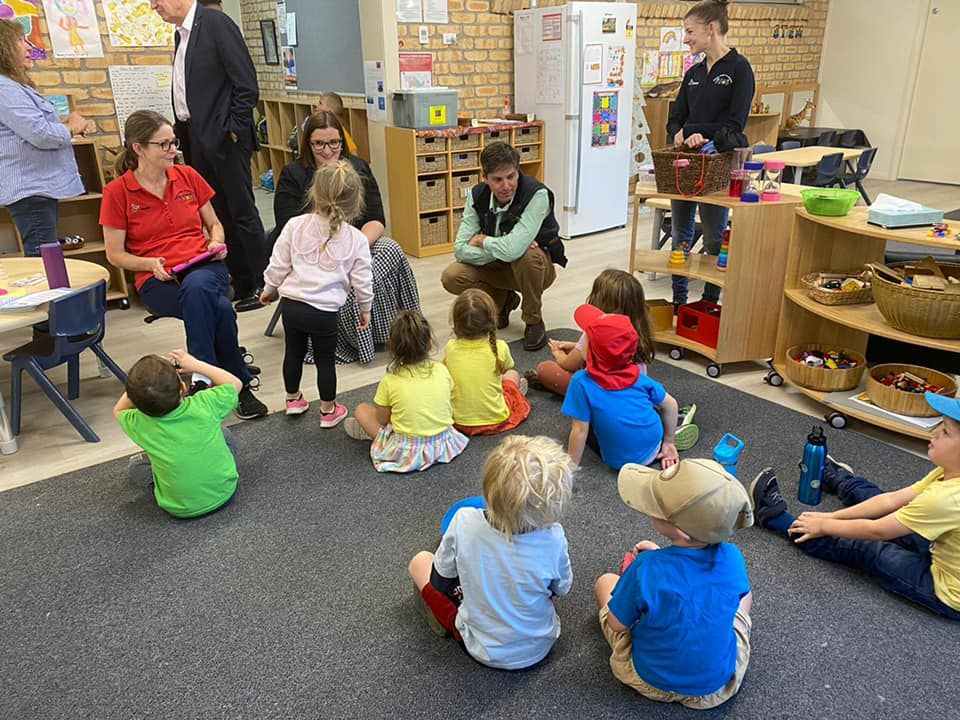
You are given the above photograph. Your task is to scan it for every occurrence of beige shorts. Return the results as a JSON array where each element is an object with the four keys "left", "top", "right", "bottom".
[{"left": 598, "top": 605, "right": 752, "bottom": 710}]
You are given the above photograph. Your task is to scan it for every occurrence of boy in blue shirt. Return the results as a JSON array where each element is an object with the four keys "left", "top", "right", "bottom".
[
  {"left": 595, "top": 459, "right": 754, "bottom": 710},
  {"left": 562, "top": 303, "right": 678, "bottom": 469}
]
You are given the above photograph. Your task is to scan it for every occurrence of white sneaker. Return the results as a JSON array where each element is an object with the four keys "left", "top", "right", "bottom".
[{"left": 344, "top": 416, "right": 370, "bottom": 440}]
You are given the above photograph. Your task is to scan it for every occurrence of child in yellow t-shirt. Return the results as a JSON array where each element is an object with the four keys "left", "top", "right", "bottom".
[
  {"left": 343, "top": 311, "right": 468, "bottom": 472},
  {"left": 444, "top": 289, "right": 531, "bottom": 436},
  {"left": 751, "top": 391, "right": 960, "bottom": 620},
  {"left": 317, "top": 92, "right": 359, "bottom": 156}
]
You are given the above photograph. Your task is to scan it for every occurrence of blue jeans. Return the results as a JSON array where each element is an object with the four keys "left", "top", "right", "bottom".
[
  {"left": 7, "top": 195, "right": 58, "bottom": 257},
  {"left": 670, "top": 200, "right": 728, "bottom": 306},
  {"left": 772, "top": 461, "right": 960, "bottom": 621},
  {"left": 138, "top": 261, "right": 251, "bottom": 385}
]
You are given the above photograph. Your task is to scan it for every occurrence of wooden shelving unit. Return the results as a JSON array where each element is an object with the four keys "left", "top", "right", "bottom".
[
  {"left": 385, "top": 122, "right": 546, "bottom": 258},
  {"left": 629, "top": 189, "right": 802, "bottom": 375},
  {"left": 251, "top": 94, "right": 371, "bottom": 187},
  {"left": 769, "top": 207, "right": 960, "bottom": 439},
  {"left": 0, "top": 139, "right": 130, "bottom": 307}
]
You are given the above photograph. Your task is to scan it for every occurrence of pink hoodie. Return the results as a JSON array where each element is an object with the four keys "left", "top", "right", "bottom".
[{"left": 263, "top": 213, "right": 373, "bottom": 312}]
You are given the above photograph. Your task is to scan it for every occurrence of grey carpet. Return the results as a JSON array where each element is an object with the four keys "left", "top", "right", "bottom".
[{"left": 1, "top": 331, "right": 955, "bottom": 720}]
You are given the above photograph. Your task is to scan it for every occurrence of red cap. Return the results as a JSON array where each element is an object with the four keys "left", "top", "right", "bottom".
[{"left": 574, "top": 304, "right": 640, "bottom": 390}]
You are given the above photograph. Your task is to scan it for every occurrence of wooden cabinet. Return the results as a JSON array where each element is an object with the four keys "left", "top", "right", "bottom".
[
  {"left": 385, "top": 122, "right": 546, "bottom": 258},
  {"left": 0, "top": 140, "right": 130, "bottom": 307},
  {"left": 770, "top": 209, "right": 960, "bottom": 439},
  {"left": 251, "top": 94, "right": 371, "bottom": 187}
]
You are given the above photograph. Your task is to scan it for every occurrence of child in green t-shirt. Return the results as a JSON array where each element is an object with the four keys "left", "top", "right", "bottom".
[{"left": 114, "top": 349, "right": 243, "bottom": 519}]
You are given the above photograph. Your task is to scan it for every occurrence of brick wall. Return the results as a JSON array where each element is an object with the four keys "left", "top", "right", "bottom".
[
  {"left": 28, "top": 6, "right": 172, "bottom": 146},
  {"left": 239, "top": 0, "right": 283, "bottom": 95}
]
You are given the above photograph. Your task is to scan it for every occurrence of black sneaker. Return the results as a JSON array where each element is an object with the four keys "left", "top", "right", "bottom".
[
  {"left": 497, "top": 291, "right": 521, "bottom": 330},
  {"left": 236, "top": 386, "right": 268, "bottom": 419},
  {"left": 749, "top": 468, "right": 788, "bottom": 529},
  {"left": 823, "top": 454, "right": 853, "bottom": 495}
]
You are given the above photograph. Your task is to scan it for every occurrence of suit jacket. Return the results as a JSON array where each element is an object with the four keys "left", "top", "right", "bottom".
[{"left": 173, "top": 4, "right": 259, "bottom": 154}]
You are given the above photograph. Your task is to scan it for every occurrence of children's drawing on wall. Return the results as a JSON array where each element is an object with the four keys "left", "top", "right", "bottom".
[
  {"left": 102, "top": 0, "right": 174, "bottom": 48},
  {"left": 42, "top": 0, "right": 104, "bottom": 58},
  {"left": 605, "top": 44, "right": 625, "bottom": 88},
  {"left": 592, "top": 90, "right": 618, "bottom": 148},
  {"left": 0, "top": 0, "right": 47, "bottom": 59},
  {"left": 282, "top": 46, "right": 297, "bottom": 89}
]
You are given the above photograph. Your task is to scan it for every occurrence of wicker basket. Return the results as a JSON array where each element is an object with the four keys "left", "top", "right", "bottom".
[
  {"left": 518, "top": 144, "right": 540, "bottom": 162},
  {"left": 415, "top": 135, "right": 446, "bottom": 153},
  {"left": 869, "top": 261, "right": 960, "bottom": 339},
  {"left": 451, "top": 133, "right": 480, "bottom": 151},
  {"left": 451, "top": 173, "right": 479, "bottom": 207},
  {"left": 451, "top": 208, "right": 464, "bottom": 235},
  {"left": 420, "top": 213, "right": 449, "bottom": 247},
  {"left": 652, "top": 146, "right": 732, "bottom": 196},
  {"left": 515, "top": 126, "right": 541, "bottom": 144},
  {"left": 416, "top": 153, "right": 448, "bottom": 173},
  {"left": 485, "top": 129, "right": 507, "bottom": 144},
  {"left": 451, "top": 150, "right": 479, "bottom": 170},
  {"left": 784, "top": 344, "right": 867, "bottom": 392},
  {"left": 801, "top": 271, "right": 873, "bottom": 306},
  {"left": 417, "top": 177, "right": 447, "bottom": 211},
  {"left": 866, "top": 363, "right": 957, "bottom": 417}
]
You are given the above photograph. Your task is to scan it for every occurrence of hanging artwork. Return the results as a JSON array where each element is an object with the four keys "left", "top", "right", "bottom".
[
  {"left": 658, "top": 51, "right": 683, "bottom": 82},
  {"left": 605, "top": 44, "right": 625, "bottom": 88},
  {"left": 282, "top": 46, "right": 297, "bottom": 89},
  {"left": 592, "top": 90, "right": 618, "bottom": 148},
  {"left": 42, "top": 0, "right": 104, "bottom": 58},
  {"left": 102, "top": 0, "right": 172, "bottom": 47},
  {"left": 640, "top": 49, "right": 659, "bottom": 88},
  {"left": 0, "top": 0, "right": 47, "bottom": 59}
]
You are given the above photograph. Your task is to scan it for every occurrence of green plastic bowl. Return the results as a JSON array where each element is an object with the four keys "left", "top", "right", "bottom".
[{"left": 801, "top": 188, "right": 860, "bottom": 217}]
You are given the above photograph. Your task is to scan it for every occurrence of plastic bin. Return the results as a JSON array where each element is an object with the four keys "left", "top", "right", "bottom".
[
  {"left": 676, "top": 300, "right": 722, "bottom": 349},
  {"left": 393, "top": 89, "right": 458, "bottom": 130}
]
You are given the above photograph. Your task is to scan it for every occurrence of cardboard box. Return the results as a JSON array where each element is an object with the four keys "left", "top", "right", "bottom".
[{"left": 645, "top": 299, "right": 674, "bottom": 333}]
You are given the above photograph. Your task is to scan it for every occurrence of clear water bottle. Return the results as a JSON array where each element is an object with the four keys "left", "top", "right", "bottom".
[{"left": 798, "top": 426, "right": 827, "bottom": 506}]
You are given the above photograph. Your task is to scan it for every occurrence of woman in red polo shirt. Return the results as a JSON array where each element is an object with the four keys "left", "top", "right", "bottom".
[{"left": 101, "top": 110, "right": 266, "bottom": 419}]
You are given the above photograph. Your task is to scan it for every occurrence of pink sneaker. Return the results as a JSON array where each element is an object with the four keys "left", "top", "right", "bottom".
[
  {"left": 285, "top": 395, "right": 309, "bottom": 416},
  {"left": 319, "top": 402, "right": 348, "bottom": 428}
]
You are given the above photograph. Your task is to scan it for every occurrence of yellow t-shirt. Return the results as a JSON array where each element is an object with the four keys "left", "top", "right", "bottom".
[
  {"left": 343, "top": 128, "right": 359, "bottom": 156},
  {"left": 444, "top": 337, "right": 515, "bottom": 426},
  {"left": 373, "top": 361, "right": 454, "bottom": 437},
  {"left": 895, "top": 467, "right": 960, "bottom": 610}
]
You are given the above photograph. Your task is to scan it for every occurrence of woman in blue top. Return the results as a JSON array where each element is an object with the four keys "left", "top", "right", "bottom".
[
  {"left": 0, "top": 20, "right": 92, "bottom": 256},
  {"left": 665, "top": 0, "right": 754, "bottom": 310}
]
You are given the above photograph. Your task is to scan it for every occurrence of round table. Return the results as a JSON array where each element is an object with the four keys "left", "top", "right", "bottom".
[{"left": 0, "top": 257, "right": 111, "bottom": 454}]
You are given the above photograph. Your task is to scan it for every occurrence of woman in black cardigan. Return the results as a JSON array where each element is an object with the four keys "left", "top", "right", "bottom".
[{"left": 273, "top": 111, "right": 421, "bottom": 364}]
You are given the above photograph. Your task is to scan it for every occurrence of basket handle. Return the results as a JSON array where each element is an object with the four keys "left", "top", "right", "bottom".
[{"left": 674, "top": 153, "right": 707, "bottom": 197}]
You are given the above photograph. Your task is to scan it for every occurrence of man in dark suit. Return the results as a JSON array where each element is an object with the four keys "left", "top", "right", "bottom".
[{"left": 152, "top": 0, "right": 267, "bottom": 312}]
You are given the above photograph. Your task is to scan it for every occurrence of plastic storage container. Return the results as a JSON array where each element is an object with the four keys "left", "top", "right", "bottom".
[
  {"left": 762, "top": 160, "right": 785, "bottom": 201},
  {"left": 741, "top": 161, "right": 764, "bottom": 203},
  {"left": 800, "top": 188, "right": 860, "bottom": 216},
  {"left": 676, "top": 300, "right": 722, "bottom": 348},
  {"left": 393, "top": 89, "right": 458, "bottom": 130}
]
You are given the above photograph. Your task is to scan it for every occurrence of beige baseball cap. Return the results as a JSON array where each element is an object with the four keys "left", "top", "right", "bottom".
[{"left": 618, "top": 459, "right": 754, "bottom": 544}]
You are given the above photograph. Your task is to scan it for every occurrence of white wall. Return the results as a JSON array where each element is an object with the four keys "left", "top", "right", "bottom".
[{"left": 817, "top": 0, "right": 928, "bottom": 180}]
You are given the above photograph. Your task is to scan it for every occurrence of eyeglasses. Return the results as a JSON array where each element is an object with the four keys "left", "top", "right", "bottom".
[
  {"left": 310, "top": 139, "right": 342, "bottom": 151},
  {"left": 146, "top": 138, "right": 180, "bottom": 152}
]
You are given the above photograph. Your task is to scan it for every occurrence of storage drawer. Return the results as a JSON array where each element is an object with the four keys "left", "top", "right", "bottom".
[
  {"left": 451, "top": 173, "right": 479, "bottom": 207},
  {"left": 451, "top": 150, "right": 479, "bottom": 170},
  {"left": 417, "top": 153, "right": 448, "bottom": 174},
  {"left": 451, "top": 208, "right": 464, "bottom": 237},
  {"left": 514, "top": 126, "right": 541, "bottom": 144},
  {"left": 518, "top": 144, "right": 541, "bottom": 162},
  {"left": 450, "top": 133, "right": 480, "bottom": 151},
  {"left": 416, "top": 135, "right": 447, "bottom": 154},
  {"left": 420, "top": 213, "right": 449, "bottom": 247},
  {"left": 417, "top": 176, "right": 447, "bottom": 211},
  {"left": 484, "top": 129, "right": 507, "bottom": 144}
]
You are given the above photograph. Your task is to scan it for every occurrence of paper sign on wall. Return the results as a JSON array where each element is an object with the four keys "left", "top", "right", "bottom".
[
  {"left": 423, "top": 0, "right": 449, "bottom": 24},
  {"left": 42, "top": 0, "right": 104, "bottom": 59},
  {"left": 542, "top": 13, "right": 561, "bottom": 41},
  {"left": 640, "top": 49, "right": 659, "bottom": 88},
  {"left": 108, "top": 65, "right": 173, "bottom": 135},
  {"left": 399, "top": 52, "right": 433, "bottom": 90},
  {"left": 605, "top": 44, "right": 625, "bottom": 87},
  {"left": 583, "top": 43, "right": 603, "bottom": 85},
  {"left": 285, "top": 12, "right": 297, "bottom": 46},
  {"left": 516, "top": 13, "right": 532, "bottom": 55},
  {"left": 282, "top": 46, "right": 297, "bottom": 89},
  {"left": 601, "top": 14, "right": 616, "bottom": 34},
  {"left": 396, "top": 0, "right": 421, "bottom": 23},
  {"left": 659, "top": 26, "right": 683, "bottom": 52},
  {"left": 658, "top": 51, "right": 683, "bottom": 82},
  {"left": 364, "top": 60, "right": 387, "bottom": 122}
]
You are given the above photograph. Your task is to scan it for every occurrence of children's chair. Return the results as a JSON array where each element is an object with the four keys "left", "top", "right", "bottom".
[
  {"left": 2, "top": 281, "right": 126, "bottom": 443},
  {"left": 842, "top": 147, "right": 878, "bottom": 204}
]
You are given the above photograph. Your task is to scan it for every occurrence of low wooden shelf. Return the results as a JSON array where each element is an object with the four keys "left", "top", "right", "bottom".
[
  {"left": 770, "top": 209, "right": 959, "bottom": 437},
  {"left": 385, "top": 122, "right": 546, "bottom": 258}
]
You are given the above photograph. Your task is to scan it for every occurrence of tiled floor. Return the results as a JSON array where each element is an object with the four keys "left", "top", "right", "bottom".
[{"left": 1, "top": 177, "right": 955, "bottom": 491}]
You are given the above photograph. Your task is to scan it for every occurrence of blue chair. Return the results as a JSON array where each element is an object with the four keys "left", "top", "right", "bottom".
[
  {"left": 843, "top": 147, "right": 878, "bottom": 204},
  {"left": 811, "top": 152, "right": 846, "bottom": 189},
  {"left": 817, "top": 130, "right": 839, "bottom": 147},
  {"left": 753, "top": 143, "right": 775, "bottom": 155},
  {"left": 3, "top": 281, "right": 127, "bottom": 443},
  {"left": 780, "top": 140, "right": 801, "bottom": 151}
]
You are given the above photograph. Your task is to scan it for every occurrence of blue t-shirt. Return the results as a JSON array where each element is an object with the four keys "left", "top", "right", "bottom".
[
  {"left": 608, "top": 544, "right": 750, "bottom": 696},
  {"left": 561, "top": 370, "right": 666, "bottom": 470}
]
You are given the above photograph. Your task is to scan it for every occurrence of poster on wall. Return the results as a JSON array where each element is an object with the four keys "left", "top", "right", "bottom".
[
  {"left": 659, "top": 27, "right": 683, "bottom": 52},
  {"left": 108, "top": 65, "right": 173, "bottom": 135},
  {"left": 516, "top": 13, "right": 532, "bottom": 55},
  {"left": 363, "top": 60, "right": 387, "bottom": 122},
  {"left": 601, "top": 14, "right": 616, "bottom": 34},
  {"left": 605, "top": 44, "right": 625, "bottom": 88},
  {"left": 282, "top": 46, "right": 297, "bottom": 89},
  {"left": 0, "top": 0, "right": 48, "bottom": 59},
  {"left": 101, "top": 0, "right": 172, "bottom": 47},
  {"left": 399, "top": 52, "right": 433, "bottom": 90},
  {"left": 423, "top": 0, "right": 448, "bottom": 24},
  {"left": 640, "top": 49, "right": 659, "bottom": 88},
  {"left": 396, "top": 0, "right": 421, "bottom": 23},
  {"left": 541, "top": 12, "right": 561, "bottom": 42},
  {"left": 583, "top": 43, "right": 602, "bottom": 85},
  {"left": 285, "top": 12, "right": 297, "bottom": 46},
  {"left": 592, "top": 90, "right": 618, "bottom": 147},
  {"left": 658, "top": 51, "right": 682, "bottom": 82},
  {"left": 42, "top": 0, "right": 104, "bottom": 58}
]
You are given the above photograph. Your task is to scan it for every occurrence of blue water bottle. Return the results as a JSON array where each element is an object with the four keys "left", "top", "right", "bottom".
[
  {"left": 798, "top": 426, "right": 827, "bottom": 506},
  {"left": 713, "top": 433, "right": 745, "bottom": 477}
]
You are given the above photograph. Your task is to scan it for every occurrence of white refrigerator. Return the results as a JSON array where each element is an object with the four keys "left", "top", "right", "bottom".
[{"left": 514, "top": 2, "right": 637, "bottom": 239}]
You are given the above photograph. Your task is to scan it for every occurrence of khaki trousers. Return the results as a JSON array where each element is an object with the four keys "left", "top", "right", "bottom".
[{"left": 440, "top": 247, "right": 557, "bottom": 325}]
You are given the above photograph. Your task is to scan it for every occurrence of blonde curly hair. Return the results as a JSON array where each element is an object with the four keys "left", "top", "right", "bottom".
[{"left": 308, "top": 160, "right": 365, "bottom": 240}]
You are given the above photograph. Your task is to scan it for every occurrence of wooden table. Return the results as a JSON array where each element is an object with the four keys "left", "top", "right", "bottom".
[
  {"left": 0, "top": 257, "right": 109, "bottom": 454},
  {"left": 758, "top": 146, "right": 866, "bottom": 184}
]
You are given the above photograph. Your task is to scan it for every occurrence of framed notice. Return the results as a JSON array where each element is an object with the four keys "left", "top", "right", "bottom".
[{"left": 260, "top": 20, "right": 279, "bottom": 65}]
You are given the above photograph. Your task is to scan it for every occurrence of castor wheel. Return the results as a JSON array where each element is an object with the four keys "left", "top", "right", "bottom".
[
  {"left": 247, "top": 375, "right": 261, "bottom": 391},
  {"left": 826, "top": 412, "right": 847, "bottom": 430},
  {"left": 764, "top": 370, "right": 783, "bottom": 387},
  {"left": 119, "top": 298, "right": 130, "bottom": 309},
  {"left": 669, "top": 347, "right": 684, "bottom": 361},
  {"left": 706, "top": 363, "right": 722, "bottom": 378},
  {"left": 239, "top": 346, "right": 255, "bottom": 365}
]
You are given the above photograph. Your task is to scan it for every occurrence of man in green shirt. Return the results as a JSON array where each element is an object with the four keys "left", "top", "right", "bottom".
[{"left": 441, "top": 142, "right": 567, "bottom": 351}]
